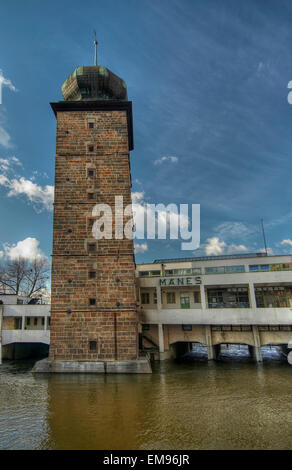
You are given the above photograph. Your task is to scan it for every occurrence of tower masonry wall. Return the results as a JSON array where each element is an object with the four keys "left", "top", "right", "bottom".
[{"left": 50, "top": 108, "right": 138, "bottom": 362}]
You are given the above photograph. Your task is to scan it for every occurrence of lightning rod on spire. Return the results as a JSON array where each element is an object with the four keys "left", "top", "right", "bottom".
[{"left": 93, "top": 30, "right": 98, "bottom": 66}]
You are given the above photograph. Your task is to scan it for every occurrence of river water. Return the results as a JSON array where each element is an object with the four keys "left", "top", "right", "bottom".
[{"left": 1, "top": 351, "right": 292, "bottom": 450}]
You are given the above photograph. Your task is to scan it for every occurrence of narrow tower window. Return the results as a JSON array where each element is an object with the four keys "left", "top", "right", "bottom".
[
  {"left": 88, "top": 243, "right": 96, "bottom": 253},
  {"left": 89, "top": 341, "right": 97, "bottom": 351}
]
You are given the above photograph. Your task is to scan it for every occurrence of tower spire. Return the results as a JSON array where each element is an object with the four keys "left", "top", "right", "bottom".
[{"left": 93, "top": 30, "right": 98, "bottom": 66}]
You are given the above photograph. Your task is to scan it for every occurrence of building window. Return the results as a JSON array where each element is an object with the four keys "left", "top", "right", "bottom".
[
  {"left": 193, "top": 291, "right": 200, "bottom": 303},
  {"left": 88, "top": 122, "right": 94, "bottom": 129},
  {"left": 207, "top": 288, "right": 249, "bottom": 308},
  {"left": 224, "top": 265, "right": 245, "bottom": 273},
  {"left": 182, "top": 325, "right": 192, "bottom": 331},
  {"left": 48, "top": 318, "right": 51, "bottom": 326},
  {"left": 88, "top": 218, "right": 94, "bottom": 228},
  {"left": 249, "top": 264, "right": 269, "bottom": 272},
  {"left": 89, "top": 340, "right": 97, "bottom": 351},
  {"left": 270, "top": 264, "right": 281, "bottom": 271},
  {"left": 14, "top": 318, "right": 22, "bottom": 330},
  {"left": 164, "top": 268, "right": 201, "bottom": 276},
  {"left": 180, "top": 294, "right": 190, "bottom": 309},
  {"left": 26, "top": 317, "right": 31, "bottom": 326},
  {"left": 138, "top": 270, "right": 161, "bottom": 277},
  {"left": 89, "top": 271, "right": 96, "bottom": 279},
  {"left": 255, "top": 286, "right": 292, "bottom": 308},
  {"left": 34, "top": 317, "right": 38, "bottom": 326},
  {"left": 205, "top": 265, "right": 245, "bottom": 274},
  {"left": 192, "top": 268, "right": 201, "bottom": 274},
  {"left": 282, "top": 263, "right": 292, "bottom": 271},
  {"left": 205, "top": 266, "right": 225, "bottom": 274},
  {"left": 80, "top": 87, "right": 91, "bottom": 97},
  {"left": 89, "top": 298, "right": 96, "bottom": 306},
  {"left": 166, "top": 292, "right": 176, "bottom": 304},
  {"left": 153, "top": 292, "right": 157, "bottom": 304},
  {"left": 141, "top": 293, "right": 150, "bottom": 304},
  {"left": 88, "top": 193, "right": 94, "bottom": 200},
  {"left": 142, "top": 324, "right": 150, "bottom": 331},
  {"left": 17, "top": 298, "right": 23, "bottom": 305},
  {"left": 88, "top": 243, "right": 96, "bottom": 253},
  {"left": 279, "top": 325, "right": 292, "bottom": 331},
  {"left": 41, "top": 317, "right": 45, "bottom": 326},
  {"left": 88, "top": 169, "right": 95, "bottom": 177},
  {"left": 88, "top": 145, "right": 94, "bottom": 153}
]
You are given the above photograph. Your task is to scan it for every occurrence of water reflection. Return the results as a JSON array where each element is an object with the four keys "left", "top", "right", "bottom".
[
  {"left": 1, "top": 358, "right": 292, "bottom": 449},
  {"left": 0, "top": 361, "right": 50, "bottom": 449}
]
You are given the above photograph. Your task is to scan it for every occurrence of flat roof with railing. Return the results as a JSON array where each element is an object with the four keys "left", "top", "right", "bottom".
[{"left": 152, "top": 253, "right": 269, "bottom": 264}]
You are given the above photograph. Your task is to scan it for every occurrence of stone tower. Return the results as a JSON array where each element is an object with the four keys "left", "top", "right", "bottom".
[{"left": 34, "top": 50, "right": 151, "bottom": 373}]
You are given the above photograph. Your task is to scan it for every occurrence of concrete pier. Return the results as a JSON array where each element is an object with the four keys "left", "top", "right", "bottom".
[{"left": 32, "top": 357, "right": 152, "bottom": 374}]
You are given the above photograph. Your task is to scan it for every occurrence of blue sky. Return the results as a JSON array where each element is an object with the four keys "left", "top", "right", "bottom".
[{"left": 1, "top": 0, "right": 292, "bottom": 264}]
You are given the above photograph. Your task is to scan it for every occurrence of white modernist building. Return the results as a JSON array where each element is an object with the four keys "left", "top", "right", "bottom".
[
  {"left": 137, "top": 252, "right": 292, "bottom": 362},
  {"left": 0, "top": 294, "right": 50, "bottom": 363},
  {"left": 1, "top": 252, "right": 292, "bottom": 364}
]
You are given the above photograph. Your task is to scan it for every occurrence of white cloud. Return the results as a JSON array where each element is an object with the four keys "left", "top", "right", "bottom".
[
  {"left": 0, "top": 156, "right": 22, "bottom": 172},
  {"left": 0, "top": 174, "right": 9, "bottom": 185},
  {"left": 257, "top": 247, "right": 274, "bottom": 255},
  {"left": 0, "top": 70, "right": 17, "bottom": 148},
  {"left": 0, "top": 69, "right": 17, "bottom": 95},
  {"left": 154, "top": 156, "right": 179, "bottom": 165},
  {"left": 205, "top": 237, "right": 226, "bottom": 255},
  {"left": 0, "top": 127, "right": 11, "bottom": 148},
  {"left": 225, "top": 243, "right": 249, "bottom": 255},
  {"left": 0, "top": 250, "right": 3, "bottom": 259},
  {"left": 4, "top": 237, "right": 45, "bottom": 261},
  {"left": 215, "top": 221, "right": 253, "bottom": 239},
  {"left": 6, "top": 177, "right": 54, "bottom": 211},
  {"left": 131, "top": 191, "right": 145, "bottom": 204},
  {"left": 134, "top": 243, "right": 148, "bottom": 253},
  {"left": 280, "top": 239, "right": 292, "bottom": 247},
  {"left": 204, "top": 237, "right": 249, "bottom": 256},
  {"left": 0, "top": 157, "right": 54, "bottom": 212}
]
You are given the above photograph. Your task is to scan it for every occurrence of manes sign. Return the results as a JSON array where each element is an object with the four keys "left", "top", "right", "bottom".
[{"left": 159, "top": 276, "right": 202, "bottom": 286}]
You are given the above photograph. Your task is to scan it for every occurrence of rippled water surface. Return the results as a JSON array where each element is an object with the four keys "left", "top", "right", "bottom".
[{"left": 1, "top": 354, "right": 292, "bottom": 450}]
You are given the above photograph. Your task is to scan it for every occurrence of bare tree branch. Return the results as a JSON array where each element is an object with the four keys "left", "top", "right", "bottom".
[{"left": 0, "top": 257, "right": 50, "bottom": 297}]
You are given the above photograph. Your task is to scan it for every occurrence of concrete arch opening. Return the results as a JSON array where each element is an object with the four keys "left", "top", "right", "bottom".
[
  {"left": 2, "top": 342, "right": 49, "bottom": 361},
  {"left": 141, "top": 324, "right": 292, "bottom": 364},
  {"left": 172, "top": 341, "right": 287, "bottom": 363},
  {"left": 261, "top": 343, "right": 289, "bottom": 361},
  {"left": 173, "top": 341, "right": 256, "bottom": 362},
  {"left": 174, "top": 341, "right": 208, "bottom": 361},
  {"left": 215, "top": 343, "right": 254, "bottom": 361},
  {"left": 208, "top": 342, "right": 286, "bottom": 362}
]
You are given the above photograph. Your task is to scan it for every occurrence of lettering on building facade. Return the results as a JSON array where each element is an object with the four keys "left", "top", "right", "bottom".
[{"left": 159, "top": 277, "right": 202, "bottom": 286}]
